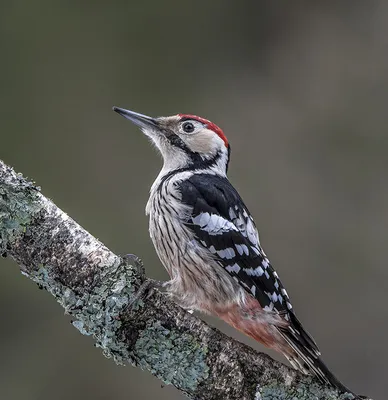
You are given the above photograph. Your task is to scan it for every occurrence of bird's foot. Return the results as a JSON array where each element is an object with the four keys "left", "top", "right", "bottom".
[
  {"left": 126, "top": 278, "right": 165, "bottom": 310},
  {"left": 121, "top": 253, "right": 163, "bottom": 310}
]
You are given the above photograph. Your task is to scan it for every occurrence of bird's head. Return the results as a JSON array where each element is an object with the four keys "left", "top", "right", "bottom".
[{"left": 113, "top": 107, "right": 230, "bottom": 175}]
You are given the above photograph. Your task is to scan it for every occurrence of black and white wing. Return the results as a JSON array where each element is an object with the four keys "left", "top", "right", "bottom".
[
  {"left": 178, "top": 173, "right": 320, "bottom": 358},
  {"left": 178, "top": 173, "right": 292, "bottom": 315}
]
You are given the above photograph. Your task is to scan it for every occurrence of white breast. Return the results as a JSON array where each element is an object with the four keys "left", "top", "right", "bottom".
[{"left": 145, "top": 171, "right": 247, "bottom": 311}]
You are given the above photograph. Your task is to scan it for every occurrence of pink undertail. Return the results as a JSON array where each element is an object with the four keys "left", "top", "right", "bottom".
[
  {"left": 210, "top": 299, "right": 359, "bottom": 398},
  {"left": 210, "top": 298, "right": 289, "bottom": 354}
]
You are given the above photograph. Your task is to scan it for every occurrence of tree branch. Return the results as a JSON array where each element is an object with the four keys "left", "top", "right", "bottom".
[{"left": 0, "top": 159, "right": 365, "bottom": 400}]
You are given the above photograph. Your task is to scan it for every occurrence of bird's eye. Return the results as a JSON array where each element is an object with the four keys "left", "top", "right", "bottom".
[{"left": 182, "top": 121, "right": 195, "bottom": 133}]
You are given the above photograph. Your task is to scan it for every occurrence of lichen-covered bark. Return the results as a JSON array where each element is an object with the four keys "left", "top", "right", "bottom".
[{"left": 0, "top": 159, "right": 366, "bottom": 400}]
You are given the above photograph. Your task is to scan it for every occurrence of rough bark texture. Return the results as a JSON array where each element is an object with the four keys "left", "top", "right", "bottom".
[{"left": 0, "top": 159, "right": 366, "bottom": 400}]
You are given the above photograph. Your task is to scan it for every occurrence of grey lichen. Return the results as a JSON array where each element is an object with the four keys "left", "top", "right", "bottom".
[
  {"left": 0, "top": 170, "right": 42, "bottom": 251},
  {"left": 0, "top": 163, "right": 144, "bottom": 365},
  {"left": 135, "top": 320, "right": 209, "bottom": 391},
  {"left": 27, "top": 259, "right": 139, "bottom": 365}
]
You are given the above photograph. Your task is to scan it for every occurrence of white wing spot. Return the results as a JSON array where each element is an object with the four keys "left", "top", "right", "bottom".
[
  {"left": 274, "top": 281, "right": 279, "bottom": 290},
  {"left": 278, "top": 294, "right": 283, "bottom": 304},
  {"left": 193, "top": 212, "right": 237, "bottom": 235},
  {"left": 199, "top": 212, "right": 210, "bottom": 227},
  {"left": 271, "top": 292, "right": 278, "bottom": 302},
  {"left": 251, "top": 246, "right": 261, "bottom": 256},
  {"left": 264, "top": 271, "right": 270, "bottom": 279},
  {"left": 287, "top": 302, "right": 293, "bottom": 310},
  {"left": 241, "top": 244, "right": 249, "bottom": 255},
  {"left": 251, "top": 285, "right": 256, "bottom": 297},
  {"left": 213, "top": 214, "right": 224, "bottom": 231},
  {"left": 262, "top": 259, "right": 269, "bottom": 268},
  {"left": 217, "top": 249, "right": 225, "bottom": 258},
  {"left": 206, "top": 214, "right": 218, "bottom": 231},
  {"left": 281, "top": 288, "right": 289, "bottom": 298},
  {"left": 226, "top": 247, "right": 236, "bottom": 258},
  {"left": 217, "top": 247, "right": 235, "bottom": 260},
  {"left": 226, "top": 263, "right": 241, "bottom": 273},
  {"left": 235, "top": 244, "right": 244, "bottom": 255},
  {"left": 244, "top": 266, "right": 264, "bottom": 277}
]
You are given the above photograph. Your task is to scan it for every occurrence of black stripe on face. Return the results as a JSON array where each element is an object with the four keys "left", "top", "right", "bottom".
[
  {"left": 166, "top": 130, "right": 191, "bottom": 151},
  {"left": 163, "top": 129, "right": 206, "bottom": 165},
  {"left": 163, "top": 125, "right": 230, "bottom": 171}
]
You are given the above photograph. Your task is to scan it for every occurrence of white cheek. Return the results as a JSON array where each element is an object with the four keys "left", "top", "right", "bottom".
[{"left": 184, "top": 129, "right": 223, "bottom": 154}]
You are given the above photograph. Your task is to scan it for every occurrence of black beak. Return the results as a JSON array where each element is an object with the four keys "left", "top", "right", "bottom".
[{"left": 112, "top": 107, "right": 158, "bottom": 130}]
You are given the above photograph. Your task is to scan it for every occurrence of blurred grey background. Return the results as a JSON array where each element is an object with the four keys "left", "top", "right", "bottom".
[{"left": 0, "top": 1, "right": 386, "bottom": 399}]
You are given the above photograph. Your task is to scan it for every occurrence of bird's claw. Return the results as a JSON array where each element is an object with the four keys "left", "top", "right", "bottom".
[{"left": 126, "top": 278, "right": 164, "bottom": 310}]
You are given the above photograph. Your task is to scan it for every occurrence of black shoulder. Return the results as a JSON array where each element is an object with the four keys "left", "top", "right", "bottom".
[{"left": 178, "top": 173, "right": 245, "bottom": 217}]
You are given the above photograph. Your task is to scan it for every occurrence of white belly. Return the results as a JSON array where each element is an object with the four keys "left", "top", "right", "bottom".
[{"left": 147, "top": 180, "right": 246, "bottom": 311}]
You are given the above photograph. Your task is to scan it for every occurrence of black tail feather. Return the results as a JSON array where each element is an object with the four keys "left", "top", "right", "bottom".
[{"left": 278, "top": 313, "right": 359, "bottom": 398}]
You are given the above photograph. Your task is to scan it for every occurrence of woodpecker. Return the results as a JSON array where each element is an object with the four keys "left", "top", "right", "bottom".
[{"left": 113, "top": 107, "right": 357, "bottom": 397}]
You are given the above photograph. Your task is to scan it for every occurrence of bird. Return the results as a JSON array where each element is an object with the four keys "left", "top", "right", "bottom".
[{"left": 113, "top": 106, "right": 358, "bottom": 397}]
